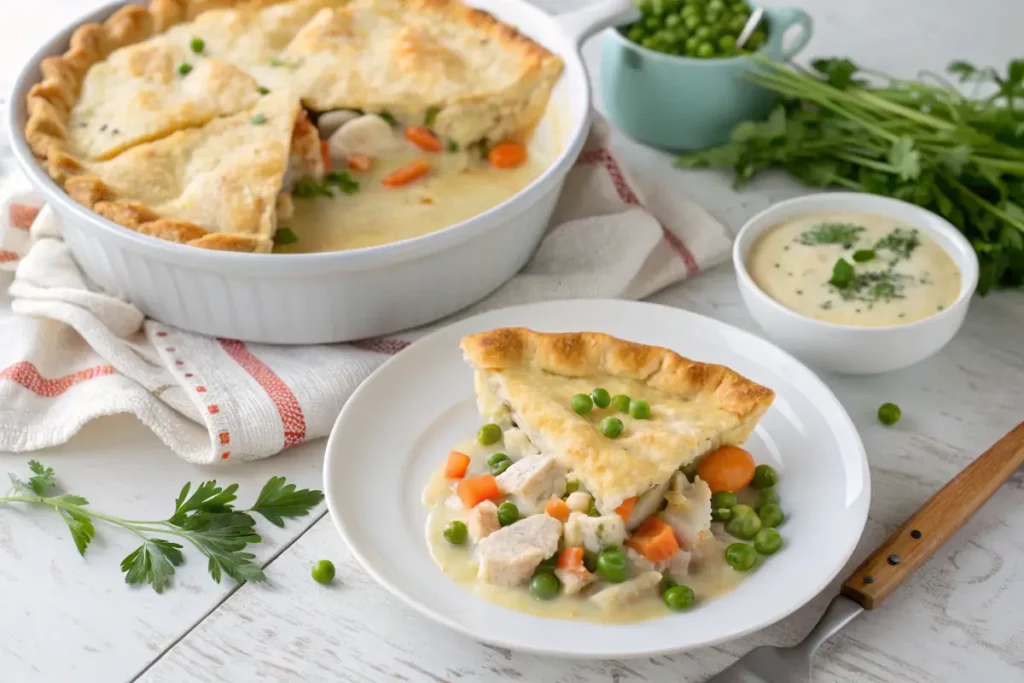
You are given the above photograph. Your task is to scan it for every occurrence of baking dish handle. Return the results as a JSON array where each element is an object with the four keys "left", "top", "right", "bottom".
[{"left": 554, "top": 0, "right": 641, "bottom": 48}]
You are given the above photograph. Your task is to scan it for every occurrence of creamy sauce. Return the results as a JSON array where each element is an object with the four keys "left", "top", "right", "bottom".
[
  {"left": 278, "top": 148, "right": 546, "bottom": 253},
  {"left": 423, "top": 437, "right": 746, "bottom": 623},
  {"left": 748, "top": 212, "right": 961, "bottom": 326}
]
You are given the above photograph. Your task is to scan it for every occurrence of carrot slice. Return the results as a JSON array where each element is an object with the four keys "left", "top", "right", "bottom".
[
  {"left": 545, "top": 496, "right": 570, "bottom": 522},
  {"left": 696, "top": 446, "right": 756, "bottom": 493},
  {"left": 444, "top": 450, "right": 471, "bottom": 479},
  {"left": 382, "top": 160, "right": 431, "bottom": 187},
  {"left": 615, "top": 496, "right": 637, "bottom": 523},
  {"left": 556, "top": 547, "right": 584, "bottom": 571},
  {"left": 626, "top": 517, "right": 680, "bottom": 563},
  {"left": 320, "top": 140, "right": 331, "bottom": 172},
  {"left": 488, "top": 141, "right": 527, "bottom": 169},
  {"left": 347, "top": 153, "right": 373, "bottom": 172},
  {"left": 404, "top": 126, "right": 442, "bottom": 152},
  {"left": 456, "top": 474, "right": 500, "bottom": 508}
]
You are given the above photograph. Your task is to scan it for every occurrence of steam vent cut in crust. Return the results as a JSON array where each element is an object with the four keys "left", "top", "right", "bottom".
[
  {"left": 24, "top": 0, "right": 563, "bottom": 252},
  {"left": 460, "top": 328, "right": 776, "bottom": 513}
]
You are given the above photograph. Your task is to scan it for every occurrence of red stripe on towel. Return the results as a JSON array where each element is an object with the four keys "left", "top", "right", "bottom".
[
  {"left": 0, "top": 362, "right": 116, "bottom": 396},
  {"left": 576, "top": 148, "right": 700, "bottom": 275},
  {"left": 9, "top": 203, "right": 40, "bottom": 230},
  {"left": 219, "top": 339, "right": 307, "bottom": 448},
  {"left": 0, "top": 249, "right": 19, "bottom": 264}
]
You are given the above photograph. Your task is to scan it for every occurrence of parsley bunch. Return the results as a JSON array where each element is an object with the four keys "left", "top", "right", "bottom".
[
  {"left": 675, "top": 57, "right": 1024, "bottom": 293},
  {"left": 2, "top": 461, "right": 323, "bottom": 593}
]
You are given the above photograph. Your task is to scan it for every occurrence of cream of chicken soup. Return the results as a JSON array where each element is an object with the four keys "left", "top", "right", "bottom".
[{"left": 747, "top": 212, "right": 961, "bottom": 326}]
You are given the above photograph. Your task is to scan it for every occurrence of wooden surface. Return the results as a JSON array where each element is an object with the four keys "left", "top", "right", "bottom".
[
  {"left": 842, "top": 422, "right": 1024, "bottom": 610},
  {"left": 2, "top": 1, "right": 1024, "bottom": 682}
]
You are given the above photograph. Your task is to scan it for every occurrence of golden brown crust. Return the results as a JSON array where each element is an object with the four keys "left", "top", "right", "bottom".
[{"left": 461, "top": 328, "right": 775, "bottom": 423}]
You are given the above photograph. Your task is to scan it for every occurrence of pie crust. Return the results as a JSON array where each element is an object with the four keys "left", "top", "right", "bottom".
[
  {"left": 24, "top": 0, "right": 563, "bottom": 252},
  {"left": 461, "top": 328, "right": 775, "bottom": 512}
]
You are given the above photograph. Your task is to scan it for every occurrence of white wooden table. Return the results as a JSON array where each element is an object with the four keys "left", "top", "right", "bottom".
[{"left": 2, "top": 1, "right": 1023, "bottom": 681}]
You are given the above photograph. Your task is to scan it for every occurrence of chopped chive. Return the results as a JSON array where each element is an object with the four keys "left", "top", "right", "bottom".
[
  {"left": 178, "top": 62, "right": 193, "bottom": 76},
  {"left": 424, "top": 106, "right": 440, "bottom": 127},
  {"left": 446, "top": 140, "right": 459, "bottom": 153},
  {"left": 325, "top": 171, "right": 359, "bottom": 195},
  {"left": 190, "top": 37, "right": 205, "bottom": 54},
  {"left": 273, "top": 227, "right": 298, "bottom": 245},
  {"left": 257, "top": 85, "right": 270, "bottom": 95},
  {"left": 250, "top": 113, "right": 268, "bottom": 125},
  {"left": 378, "top": 110, "right": 397, "bottom": 126},
  {"left": 852, "top": 249, "right": 876, "bottom": 263}
]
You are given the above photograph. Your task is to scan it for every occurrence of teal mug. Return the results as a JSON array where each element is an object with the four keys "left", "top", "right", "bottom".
[{"left": 600, "top": 5, "right": 813, "bottom": 151}]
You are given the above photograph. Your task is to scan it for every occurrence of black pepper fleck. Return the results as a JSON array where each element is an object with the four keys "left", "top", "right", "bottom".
[
  {"left": 78, "top": 122, "right": 87, "bottom": 128},
  {"left": 887, "top": 554, "right": 900, "bottom": 566},
  {"left": 774, "top": 263, "right": 780, "bottom": 269},
  {"left": 855, "top": 308, "right": 862, "bottom": 313},
  {"left": 111, "top": 128, "right": 120, "bottom": 135},
  {"left": 100, "top": 124, "right": 108, "bottom": 132},
  {"left": 796, "top": 289, "right": 803, "bottom": 295},
  {"left": 863, "top": 575, "right": 874, "bottom": 584},
  {"left": 911, "top": 529, "right": 922, "bottom": 539}
]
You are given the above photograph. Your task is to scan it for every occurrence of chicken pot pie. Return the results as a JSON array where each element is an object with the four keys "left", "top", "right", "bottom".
[
  {"left": 424, "top": 329, "right": 788, "bottom": 622},
  {"left": 25, "top": 0, "right": 563, "bottom": 253}
]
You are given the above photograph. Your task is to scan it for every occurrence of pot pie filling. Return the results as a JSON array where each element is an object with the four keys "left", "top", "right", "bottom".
[
  {"left": 423, "top": 329, "right": 788, "bottom": 622},
  {"left": 25, "top": 0, "right": 563, "bottom": 253}
]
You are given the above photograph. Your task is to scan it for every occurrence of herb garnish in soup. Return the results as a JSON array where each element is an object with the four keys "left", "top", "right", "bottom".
[{"left": 748, "top": 212, "right": 961, "bottom": 326}]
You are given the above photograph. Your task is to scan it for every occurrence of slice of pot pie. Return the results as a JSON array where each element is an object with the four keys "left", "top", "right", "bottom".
[
  {"left": 460, "top": 328, "right": 775, "bottom": 514},
  {"left": 65, "top": 90, "right": 323, "bottom": 252}
]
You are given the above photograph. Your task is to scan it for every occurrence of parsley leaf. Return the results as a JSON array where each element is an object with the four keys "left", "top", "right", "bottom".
[
  {"left": 829, "top": 258, "right": 855, "bottom": 288},
  {"left": 798, "top": 222, "right": 865, "bottom": 247},
  {"left": 248, "top": 476, "right": 324, "bottom": 527},
  {"left": 274, "top": 227, "right": 298, "bottom": 245},
  {"left": 888, "top": 136, "right": 922, "bottom": 181},
  {"left": 122, "top": 539, "right": 184, "bottom": 594},
  {"left": 169, "top": 481, "right": 239, "bottom": 527},
  {"left": 27, "top": 460, "right": 56, "bottom": 495},
  {"left": 325, "top": 171, "right": 359, "bottom": 195},
  {"left": 424, "top": 106, "right": 440, "bottom": 127},
  {"left": 875, "top": 228, "right": 921, "bottom": 259},
  {"left": 58, "top": 505, "right": 95, "bottom": 556}
]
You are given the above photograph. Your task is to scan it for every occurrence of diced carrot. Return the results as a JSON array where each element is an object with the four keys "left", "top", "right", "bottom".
[
  {"left": 382, "top": 160, "right": 431, "bottom": 187},
  {"left": 545, "top": 496, "right": 570, "bottom": 522},
  {"left": 456, "top": 474, "right": 500, "bottom": 508},
  {"left": 556, "top": 547, "right": 584, "bottom": 571},
  {"left": 696, "top": 446, "right": 756, "bottom": 493},
  {"left": 320, "top": 140, "right": 331, "bottom": 172},
  {"left": 347, "top": 153, "right": 373, "bottom": 172},
  {"left": 615, "top": 496, "right": 637, "bottom": 523},
  {"left": 444, "top": 450, "right": 470, "bottom": 479},
  {"left": 404, "top": 126, "right": 442, "bottom": 152},
  {"left": 626, "top": 517, "right": 680, "bottom": 563},
  {"left": 487, "top": 141, "right": 527, "bottom": 169}
]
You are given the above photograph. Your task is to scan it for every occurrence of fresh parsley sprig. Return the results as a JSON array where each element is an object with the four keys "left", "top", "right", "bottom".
[{"left": 2, "top": 461, "right": 323, "bottom": 594}]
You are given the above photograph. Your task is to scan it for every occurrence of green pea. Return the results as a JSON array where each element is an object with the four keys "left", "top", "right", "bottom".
[
  {"left": 588, "top": 499, "right": 601, "bottom": 517},
  {"left": 443, "top": 520, "right": 468, "bottom": 545},
  {"left": 611, "top": 394, "right": 632, "bottom": 412},
  {"left": 718, "top": 34, "right": 736, "bottom": 51},
  {"left": 729, "top": 14, "right": 747, "bottom": 31},
  {"left": 710, "top": 491, "right": 737, "bottom": 509},
  {"left": 477, "top": 423, "right": 502, "bottom": 445},
  {"left": 529, "top": 571, "right": 561, "bottom": 600},
  {"left": 190, "top": 37, "right": 205, "bottom": 54},
  {"left": 663, "top": 584, "right": 696, "bottom": 610},
  {"left": 596, "top": 547, "right": 628, "bottom": 583},
  {"left": 684, "top": 14, "right": 700, "bottom": 30},
  {"left": 665, "top": 14, "right": 681, "bottom": 28},
  {"left": 696, "top": 42, "right": 715, "bottom": 58},
  {"left": 311, "top": 559, "right": 336, "bottom": 584},
  {"left": 641, "top": 36, "right": 658, "bottom": 49},
  {"left": 747, "top": 28, "right": 766, "bottom": 49},
  {"left": 725, "top": 543, "right": 758, "bottom": 571},
  {"left": 751, "top": 464, "right": 779, "bottom": 489},
  {"left": 878, "top": 402, "right": 901, "bottom": 426},
  {"left": 600, "top": 416, "right": 624, "bottom": 439},
  {"left": 651, "top": 0, "right": 666, "bottom": 15},
  {"left": 571, "top": 393, "right": 594, "bottom": 415},
  {"left": 725, "top": 504, "right": 761, "bottom": 540},
  {"left": 591, "top": 388, "right": 612, "bottom": 409},
  {"left": 490, "top": 459, "right": 512, "bottom": 476},
  {"left": 712, "top": 507, "right": 733, "bottom": 522},
  {"left": 754, "top": 528, "right": 783, "bottom": 555},
  {"left": 694, "top": 26, "right": 711, "bottom": 39},
  {"left": 759, "top": 503, "right": 785, "bottom": 528},
  {"left": 629, "top": 399, "right": 651, "bottom": 419},
  {"left": 536, "top": 553, "right": 558, "bottom": 573},
  {"left": 680, "top": 460, "right": 699, "bottom": 482},
  {"left": 707, "top": 0, "right": 725, "bottom": 11},
  {"left": 564, "top": 479, "right": 580, "bottom": 496},
  {"left": 497, "top": 502, "right": 519, "bottom": 527},
  {"left": 486, "top": 452, "right": 509, "bottom": 468},
  {"left": 583, "top": 549, "right": 599, "bottom": 573},
  {"left": 627, "top": 25, "right": 645, "bottom": 42},
  {"left": 754, "top": 487, "right": 779, "bottom": 511}
]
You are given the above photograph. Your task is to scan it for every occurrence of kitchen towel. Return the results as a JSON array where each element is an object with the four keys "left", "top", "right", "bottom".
[{"left": 0, "top": 117, "right": 733, "bottom": 463}]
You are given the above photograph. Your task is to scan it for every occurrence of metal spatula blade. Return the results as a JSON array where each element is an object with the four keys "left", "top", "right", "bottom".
[{"left": 706, "top": 596, "right": 863, "bottom": 683}]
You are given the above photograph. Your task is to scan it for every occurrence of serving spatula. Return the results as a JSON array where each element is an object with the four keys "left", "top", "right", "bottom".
[{"left": 707, "top": 421, "right": 1024, "bottom": 683}]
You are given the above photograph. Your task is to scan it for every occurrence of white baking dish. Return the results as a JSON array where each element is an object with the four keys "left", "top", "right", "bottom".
[{"left": 8, "top": 0, "right": 639, "bottom": 344}]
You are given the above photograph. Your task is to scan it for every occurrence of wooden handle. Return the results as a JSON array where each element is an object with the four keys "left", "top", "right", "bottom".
[{"left": 842, "top": 421, "right": 1024, "bottom": 610}]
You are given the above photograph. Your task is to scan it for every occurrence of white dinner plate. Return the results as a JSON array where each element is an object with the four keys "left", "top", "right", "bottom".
[{"left": 324, "top": 299, "right": 870, "bottom": 658}]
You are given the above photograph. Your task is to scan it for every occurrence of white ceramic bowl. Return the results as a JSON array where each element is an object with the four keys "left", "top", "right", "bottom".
[
  {"left": 733, "top": 192, "right": 979, "bottom": 375},
  {"left": 7, "top": 0, "right": 639, "bottom": 344}
]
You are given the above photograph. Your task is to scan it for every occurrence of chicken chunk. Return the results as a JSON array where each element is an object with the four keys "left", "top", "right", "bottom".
[
  {"left": 555, "top": 567, "right": 596, "bottom": 596},
  {"left": 577, "top": 514, "right": 626, "bottom": 554},
  {"left": 496, "top": 454, "right": 566, "bottom": 513},
  {"left": 502, "top": 427, "right": 540, "bottom": 460},
  {"left": 657, "top": 549, "right": 692, "bottom": 583},
  {"left": 565, "top": 491, "right": 591, "bottom": 513},
  {"left": 477, "top": 514, "right": 562, "bottom": 587},
  {"left": 625, "top": 479, "right": 671, "bottom": 532},
  {"left": 590, "top": 571, "right": 662, "bottom": 611},
  {"left": 661, "top": 474, "right": 713, "bottom": 549},
  {"left": 467, "top": 500, "right": 500, "bottom": 542},
  {"left": 625, "top": 547, "right": 655, "bottom": 574}
]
